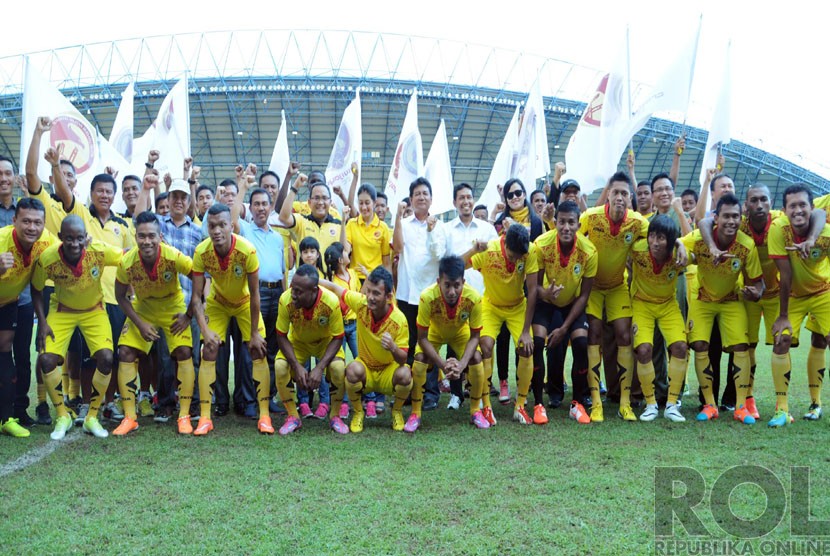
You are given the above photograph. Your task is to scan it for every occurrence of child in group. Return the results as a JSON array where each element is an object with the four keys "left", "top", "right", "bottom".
[
  {"left": 296, "top": 237, "right": 331, "bottom": 419},
  {"left": 325, "top": 242, "right": 360, "bottom": 419}
]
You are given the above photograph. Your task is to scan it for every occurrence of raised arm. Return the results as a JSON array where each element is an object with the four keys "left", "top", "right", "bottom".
[
  {"left": 275, "top": 161, "right": 300, "bottom": 214},
  {"left": 392, "top": 202, "right": 406, "bottom": 254},
  {"left": 43, "top": 148, "right": 71, "bottom": 211},
  {"left": 346, "top": 162, "right": 359, "bottom": 217},
  {"left": 26, "top": 117, "right": 51, "bottom": 194},
  {"left": 277, "top": 172, "right": 306, "bottom": 228},
  {"left": 669, "top": 135, "right": 685, "bottom": 185}
]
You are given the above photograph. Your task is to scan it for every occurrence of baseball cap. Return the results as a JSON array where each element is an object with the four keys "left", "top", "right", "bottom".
[
  {"left": 560, "top": 179, "right": 581, "bottom": 192},
  {"left": 168, "top": 179, "right": 191, "bottom": 196}
]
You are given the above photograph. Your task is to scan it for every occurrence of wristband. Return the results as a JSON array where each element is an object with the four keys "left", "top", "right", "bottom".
[
  {"left": 145, "top": 162, "right": 154, "bottom": 169},
  {"left": 290, "top": 186, "right": 299, "bottom": 194},
  {"left": 188, "top": 179, "right": 197, "bottom": 185}
]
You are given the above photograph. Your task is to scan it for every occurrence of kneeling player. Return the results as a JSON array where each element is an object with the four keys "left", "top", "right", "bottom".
[
  {"left": 321, "top": 267, "right": 413, "bottom": 433},
  {"left": 411, "top": 256, "right": 487, "bottom": 431},
  {"left": 274, "top": 264, "right": 348, "bottom": 435},
  {"left": 630, "top": 215, "right": 688, "bottom": 422},
  {"left": 190, "top": 204, "right": 271, "bottom": 436},
  {"left": 112, "top": 211, "right": 196, "bottom": 435},
  {"left": 533, "top": 201, "right": 595, "bottom": 424},
  {"left": 33, "top": 215, "right": 122, "bottom": 439}
]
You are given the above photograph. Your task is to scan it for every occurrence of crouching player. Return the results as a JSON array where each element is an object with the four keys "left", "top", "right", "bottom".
[
  {"left": 33, "top": 215, "right": 122, "bottom": 439},
  {"left": 630, "top": 215, "right": 689, "bottom": 422},
  {"left": 321, "top": 267, "right": 413, "bottom": 433},
  {"left": 274, "top": 264, "right": 348, "bottom": 436},
  {"left": 410, "top": 255, "right": 487, "bottom": 431},
  {"left": 112, "top": 211, "right": 195, "bottom": 435}
]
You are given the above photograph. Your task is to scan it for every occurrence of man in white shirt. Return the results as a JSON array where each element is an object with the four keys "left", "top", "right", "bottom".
[
  {"left": 393, "top": 177, "right": 446, "bottom": 410},
  {"left": 442, "top": 183, "right": 499, "bottom": 409}
]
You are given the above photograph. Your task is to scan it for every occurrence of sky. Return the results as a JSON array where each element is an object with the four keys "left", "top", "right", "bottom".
[{"left": 4, "top": 0, "right": 828, "bottom": 179}]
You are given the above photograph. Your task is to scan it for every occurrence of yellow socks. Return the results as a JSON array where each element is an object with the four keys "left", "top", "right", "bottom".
[
  {"left": 771, "top": 352, "right": 791, "bottom": 413},
  {"left": 89, "top": 369, "right": 111, "bottom": 417},
  {"left": 252, "top": 357, "right": 270, "bottom": 418},
  {"left": 410, "top": 360, "right": 428, "bottom": 416},
  {"left": 117, "top": 361, "right": 138, "bottom": 420},
  {"left": 588, "top": 344, "right": 602, "bottom": 407},
  {"left": 481, "top": 357, "right": 493, "bottom": 409},
  {"left": 733, "top": 350, "right": 751, "bottom": 408},
  {"left": 694, "top": 351, "right": 716, "bottom": 407},
  {"left": 274, "top": 359, "right": 298, "bottom": 418},
  {"left": 667, "top": 356, "right": 687, "bottom": 405},
  {"left": 327, "top": 359, "right": 346, "bottom": 419},
  {"left": 468, "top": 362, "right": 485, "bottom": 415},
  {"left": 198, "top": 359, "right": 216, "bottom": 419},
  {"left": 346, "top": 377, "right": 364, "bottom": 416},
  {"left": 393, "top": 380, "right": 412, "bottom": 411},
  {"left": 515, "top": 355, "right": 532, "bottom": 408},
  {"left": 618, "top": 345, "right": 634, "bottom": 407},
  {"left": 638, "top": 360, "right": 656, "bottom": 406},
  {"left": 176, "top": 358, "right": 195, "bottom": 418},
  {"left": 43, "top": 368, "right": 68, "bottom": 418},
  {"left": 807, "top": 346, "right": 825, "bottom": 406}
]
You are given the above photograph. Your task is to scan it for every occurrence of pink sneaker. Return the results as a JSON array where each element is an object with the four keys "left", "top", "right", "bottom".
[
  {"left": 313, "top": 403, "right": 330, "bottom": 420},
  {"left": 471, "top": 410, "right": 491, "bottom": 429},
  {"left": 299, "top": 403, "right": 312, "bottom": 419},
  {"left": 365, "top": 401, "right": 378, "bottom": 419},
  {"left": 403, "top": 413, "right": 421, "bottom": 433},
  {"left": 339, "top": 403, "right": 350, "bottom": 419},
  {"left": 279, "top": 415, "right": 302, "bottom": 435},
  {"left": 329, "top": 416, "right": 349, "bottom": 435}
]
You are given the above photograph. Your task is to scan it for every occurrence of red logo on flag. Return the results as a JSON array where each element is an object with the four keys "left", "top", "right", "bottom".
[
  {"left": 582, "top": 74, "right": 609, "bottom": 127},
  {"left": 49, "top": 115, "right": 95, "bottom": 174}
]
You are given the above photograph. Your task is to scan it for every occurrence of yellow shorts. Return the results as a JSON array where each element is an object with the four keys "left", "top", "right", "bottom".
[
  {"left": 414, "top": 328, "right": 472, "bottom": 359},
  {"left": 481, "top": 299, "right": 527, "bottom": 346},
  {"left": 587, "top": 282, "right": 632, "bottom": 322},
  {"left": 745, "top": 296, "right": 779, "bottom": 346},
  {"left": 44, "top": 303, "right": 112, "bottom": 358},
  {"left": 354, "top": 359, "right": 407, "bottom": 396},
  {"left": 792, "top": 291, "right": 830, "bottom": 340},
  {"left": 276, "top": 338, "right": 345, "bottom": 365},
  {"left": 687, "top": 299, "right": 749, "bottom": 348},
  {"left": 632, "top": 298, "right": 687, "bottom": 349},
  {"left": 119, "top": 299, "right": 192, "bottom": 354},
  {"left": 204, "top": 300, "right": 266, "bottom": 341}
]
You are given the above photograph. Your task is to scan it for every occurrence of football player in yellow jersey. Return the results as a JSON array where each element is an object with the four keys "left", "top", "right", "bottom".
[
  {"left": 532, "top": 201, "right": 595, "bottom": 425},
  {"left": 190, "top": 203, "right": 271, "bottom": 436},
  {"left": 320, "top": 267, "right": 413, "bottom": 433},
  {"left": 112, "top": 211, "right": 196, "bottom": 436},
  {"left": 579, "top": 173, "right": 650, "bottom": 422},
  {"left": 630, "top": 215, "right": 688, "bottom": 422},
  {"left": 464, "top": 224, "right": 539, "bottom": 426},
  {"left": 274, "top": 264, "right": 348, "bottom": 435},
  {"left": 0, "top": 198, "right": 55, "bottom": 438},
  {"left": 769, "top": 185, "right": 830, "bottom": 427},
  {"left": 682, "top": 193, "right": 764, "bottom": 424},
  {"left": 32, "top": 215, "right": 123, "bottom": 440},
  {"left": 410, "top": 256, "right": 487, "bottom": 431}
]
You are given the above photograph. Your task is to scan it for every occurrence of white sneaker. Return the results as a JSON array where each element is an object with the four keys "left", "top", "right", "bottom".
[
  {"left": 50, "top": 415, "right": 73, "bottom": 440},
  {"left": 640, "top": 403, "right": 659, "bottom": 422},
  {"left": 664, "top": 404, "right": 686, "bottom": 422},
  {"left": 447, "top": 394, "right": 461, "bottom": 410},
  {"left": 73, "top": 403, "right": 89, "bottom": 426}
]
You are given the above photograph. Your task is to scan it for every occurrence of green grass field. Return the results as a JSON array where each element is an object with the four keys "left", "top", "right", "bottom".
[{"left": 2, "top": 332, "right": 830, "bottom": 555}]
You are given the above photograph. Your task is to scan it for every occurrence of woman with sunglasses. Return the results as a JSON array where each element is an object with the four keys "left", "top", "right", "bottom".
[{"left": 494, "top": 179, "right": 544, "bottom": 242}]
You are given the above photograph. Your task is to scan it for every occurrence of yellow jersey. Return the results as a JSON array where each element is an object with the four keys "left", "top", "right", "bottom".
[
  {"left": 681, "top": 228, "right": 763, "bottom": 303},
  {"left": 768, "top": 218, "right": 830, "bottom": 298},
  {"left": 578, "top": 205, "right": 648, "bottom": 290},
  {"left": 345, "top": 214, "right": 391, "bottom": 278},
  {"left": 740, "top": 210, "right": 783, "bottom": 299},
  {"left": 332, "top": 268, "right": 360, "bottom": 321},
  {"left": 471, "top": 237, "right": 539, "bottom": 308},
  {"left": 416, "top": 282, "right": 483, "bottom": 338},
  {"left": 32, "top": 240, "right": 123, "bottom": 311},
  {"left": 534, "top": 229, "right": 597, "bottom": 307},
  {"left": 192, "top": 234, "right": 259, "bottom": 307},
  {"left": 629, "top": 239, "right": 685, "bottom": 304},
  {"left": 289, "top": 213, "right": 343, "bottom": 259},
  {"left": 116, "top": 243, "right": 192, "bottom": 303},
  {"left": 0, "top": 226, "right": 57, "bottom": 307},
  {"left": 276, "top": 287, "right": 345, "bottom": 346},
  {"left": 28, "top": 185, "right": 67, "bottom": 236},
  {"left": 343, "top": 290, "right": 408, "bottom": 371}
]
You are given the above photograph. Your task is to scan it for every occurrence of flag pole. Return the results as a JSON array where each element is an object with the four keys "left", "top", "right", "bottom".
[
  {"left": 626, "top": 26, "right": 635, "bottom": 157},
  {"left": 677, "top": 15, "right": 703, "bottom": 155}
]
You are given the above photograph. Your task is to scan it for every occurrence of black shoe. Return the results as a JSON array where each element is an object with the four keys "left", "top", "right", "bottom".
[
  {"left": 269, "top": 398, "right": 286, "bottom": 414},
  {"left": 581, "top": 396, "right": 593, "bottom": 410},
  {"left": 14, "top": 412, "right": 36, "bottom": 427},
  {"left": 35, "top": 402, "right": 52, "bottom": 425},
  {"left": 719, "top": 403, "right": 735, "bottom": 412},
  {"left": 66, "top": 396, "right": 82, "bottom": 412},
  {"left": 547, "top": 395, "right": 563, "bottom": 409},
  {"left": 215, "top": 404, "right": 230, "bottom": 417},
  {"left": 244, "top": 404, "right": 258, "bottom": 420},
  {"left": 423, "top": 400, "right": 439, "bottom": 411}
]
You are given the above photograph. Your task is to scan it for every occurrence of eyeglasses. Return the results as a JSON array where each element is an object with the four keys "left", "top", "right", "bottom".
[
  {"left": 505, "top": 189, "right": 524, "bottom": 200},
  {"left": 652, "top": 186, "right": 674, "bottom": 194},
  {"left": 310, "top": 196, "right": 330, "bottom": 202}
]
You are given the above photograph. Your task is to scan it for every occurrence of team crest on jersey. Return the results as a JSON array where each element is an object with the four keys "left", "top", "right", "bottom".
[
  {"left": 121, "top": 322, "right": 130, "bottom": 335},
  {"left": 233, "top": 264, "right": 244, "bottom": 277},
  {"left": 811, "top": 248, "right": 822, "bottom": 260},
  {"left": 90, "top": 266, "right": 100, "bottom": 278},
  {"left": 460, "top": 311, "right": 470, "bottom": 321},
  {"left": 624, "top": 232, "right": 634, "bottom": 244},
  {"left": 573, "top": 263, "right": 582, "bottom": 276},
  {"left": 318, "top": 316, "right": 329, "bottom": 326},
  {"left": 374, "top": 231, "right": 381, "bottom": 239},
  {"left": 329, "top": 228, "right": 337, "bottom": 236},
  {"left": 730, "top": 259, "right": 742, "bottom": 272},
  {"left": 668, "top": 270, "right": 677, "bottom": 280},
  {"left": 517, "top": 261, "right": 525, "bottom": 273},
  {"left": 163, "top": 271, "right": 174, "bottom": 282},
  {"left": 113, "top": 227, "right": 121, "bottom": 236}
]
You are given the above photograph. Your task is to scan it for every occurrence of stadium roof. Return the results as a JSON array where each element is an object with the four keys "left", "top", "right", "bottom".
[{"left": 0, "top": 30, "right": 827, "bottom": 205}]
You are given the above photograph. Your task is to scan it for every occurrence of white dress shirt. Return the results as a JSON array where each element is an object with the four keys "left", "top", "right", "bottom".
[
  {"left": 396, "top": 214, "right": 446, "bottom": 304},
  {"left": 444, "top": 216, "right": 499, "bottom": 294}
]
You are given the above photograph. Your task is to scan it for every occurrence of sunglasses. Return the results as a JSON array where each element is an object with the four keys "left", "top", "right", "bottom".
[{"left": 505, "top": 189, "right": 524, "bottom": 200}]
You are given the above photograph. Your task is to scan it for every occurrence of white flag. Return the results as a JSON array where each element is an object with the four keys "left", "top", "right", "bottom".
[
  {"left": 699, "top": 44, "right": 732, "bottom": 189},
  {"left": 563, "top": 73, "right": 614, "bottom": 193},
  {"left": 21, "top": 59, "right": 100, "bottom": 204},
  {"left": 597, "top": 33, "right": 635, "bottom": 192},
  {"left": 137, "top": 77, "right": 190, "bottom": 180},
  {"left": 478, "top": 105, "right": 520, "bottom": 211},
  {"left": 385, "top": 90, "right": 423, "bottom": 220},
  {"left": 424, "top": 119, "right": 454, "bottom": 216},
  {"left": 325, "top": 91, "right": 362, "bottom": 196},
  {"left": 109, "top": 82, "right": 134, "bottom": 162},
  {"left": 269, "top": 109, "right": 290, "bottom": 183},
  {"left": 95, "top": 130, "right": 131, "bottom": 213},
  {"left": 513, "top": 79, "right": 551, "bottom": 190}
]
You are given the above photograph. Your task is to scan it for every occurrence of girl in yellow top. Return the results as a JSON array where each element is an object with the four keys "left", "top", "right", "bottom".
[{"left": 296, "top": 236, "right": 329, "bottom": 418}]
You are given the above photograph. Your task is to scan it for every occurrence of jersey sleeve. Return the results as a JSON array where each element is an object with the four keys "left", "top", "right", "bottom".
[
  {"left": 768, "top": 221, "right": 787, "bottom": 259},
  {"left": 32, "top": 259, "right": 46, "bottom": 291},
  {"left": 104, "top": 244, "right": 123, "bottom": 266},
  {"left": 416, "top": 292, "right": 431, "bottom": 329},
  {"left": 578, "top": 212, "right": 589, "bottom": 236},
  {"left": 743, "top": 244, "right": 763, "bottom": 281},
  {"left": 345, "top": 221, "right": 354, "bottom": 246},
  {"left": 681, "top": 230, "right": 698, "bottom": 260},
  {"left": 343, "top": 290, "right": 366, "bottom": 313},
  {"left": 175, "top": 251, "right": 194, "bottom": 276},
  {"left": 380, "top": 225, "right": 391, "bottom": 257},
  {"left": 192, "top": 247, "right": 206, "bottom": 274},
  {"left": 328, "top": 300, "right": 345, "bottom": 339},
  {"left": 276, "top": 290, "right": 291, "bottom": 335},
  {"left": 636, "top": 215, "right": 649, "bottom": 239},
  {"left": 394, "top": 316, "right": 409, "bottom": 350},
  {"left": 584, "top": 245, "right": 598, "bottom": 278},
  {"left": 245, "top": 248, "right": 259, "bottom": 274},
  {"left": 115, "top": 257, "right": 129, "bottom": 284},
  {"left": 470, "top": 251, "right": 484, "bottom": 272},
  {"left": 469, "top": 296, "right": 483, "bottom": 331},
  {"left": 525, "top": 244, "right": 540, "bottom": 275}
]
